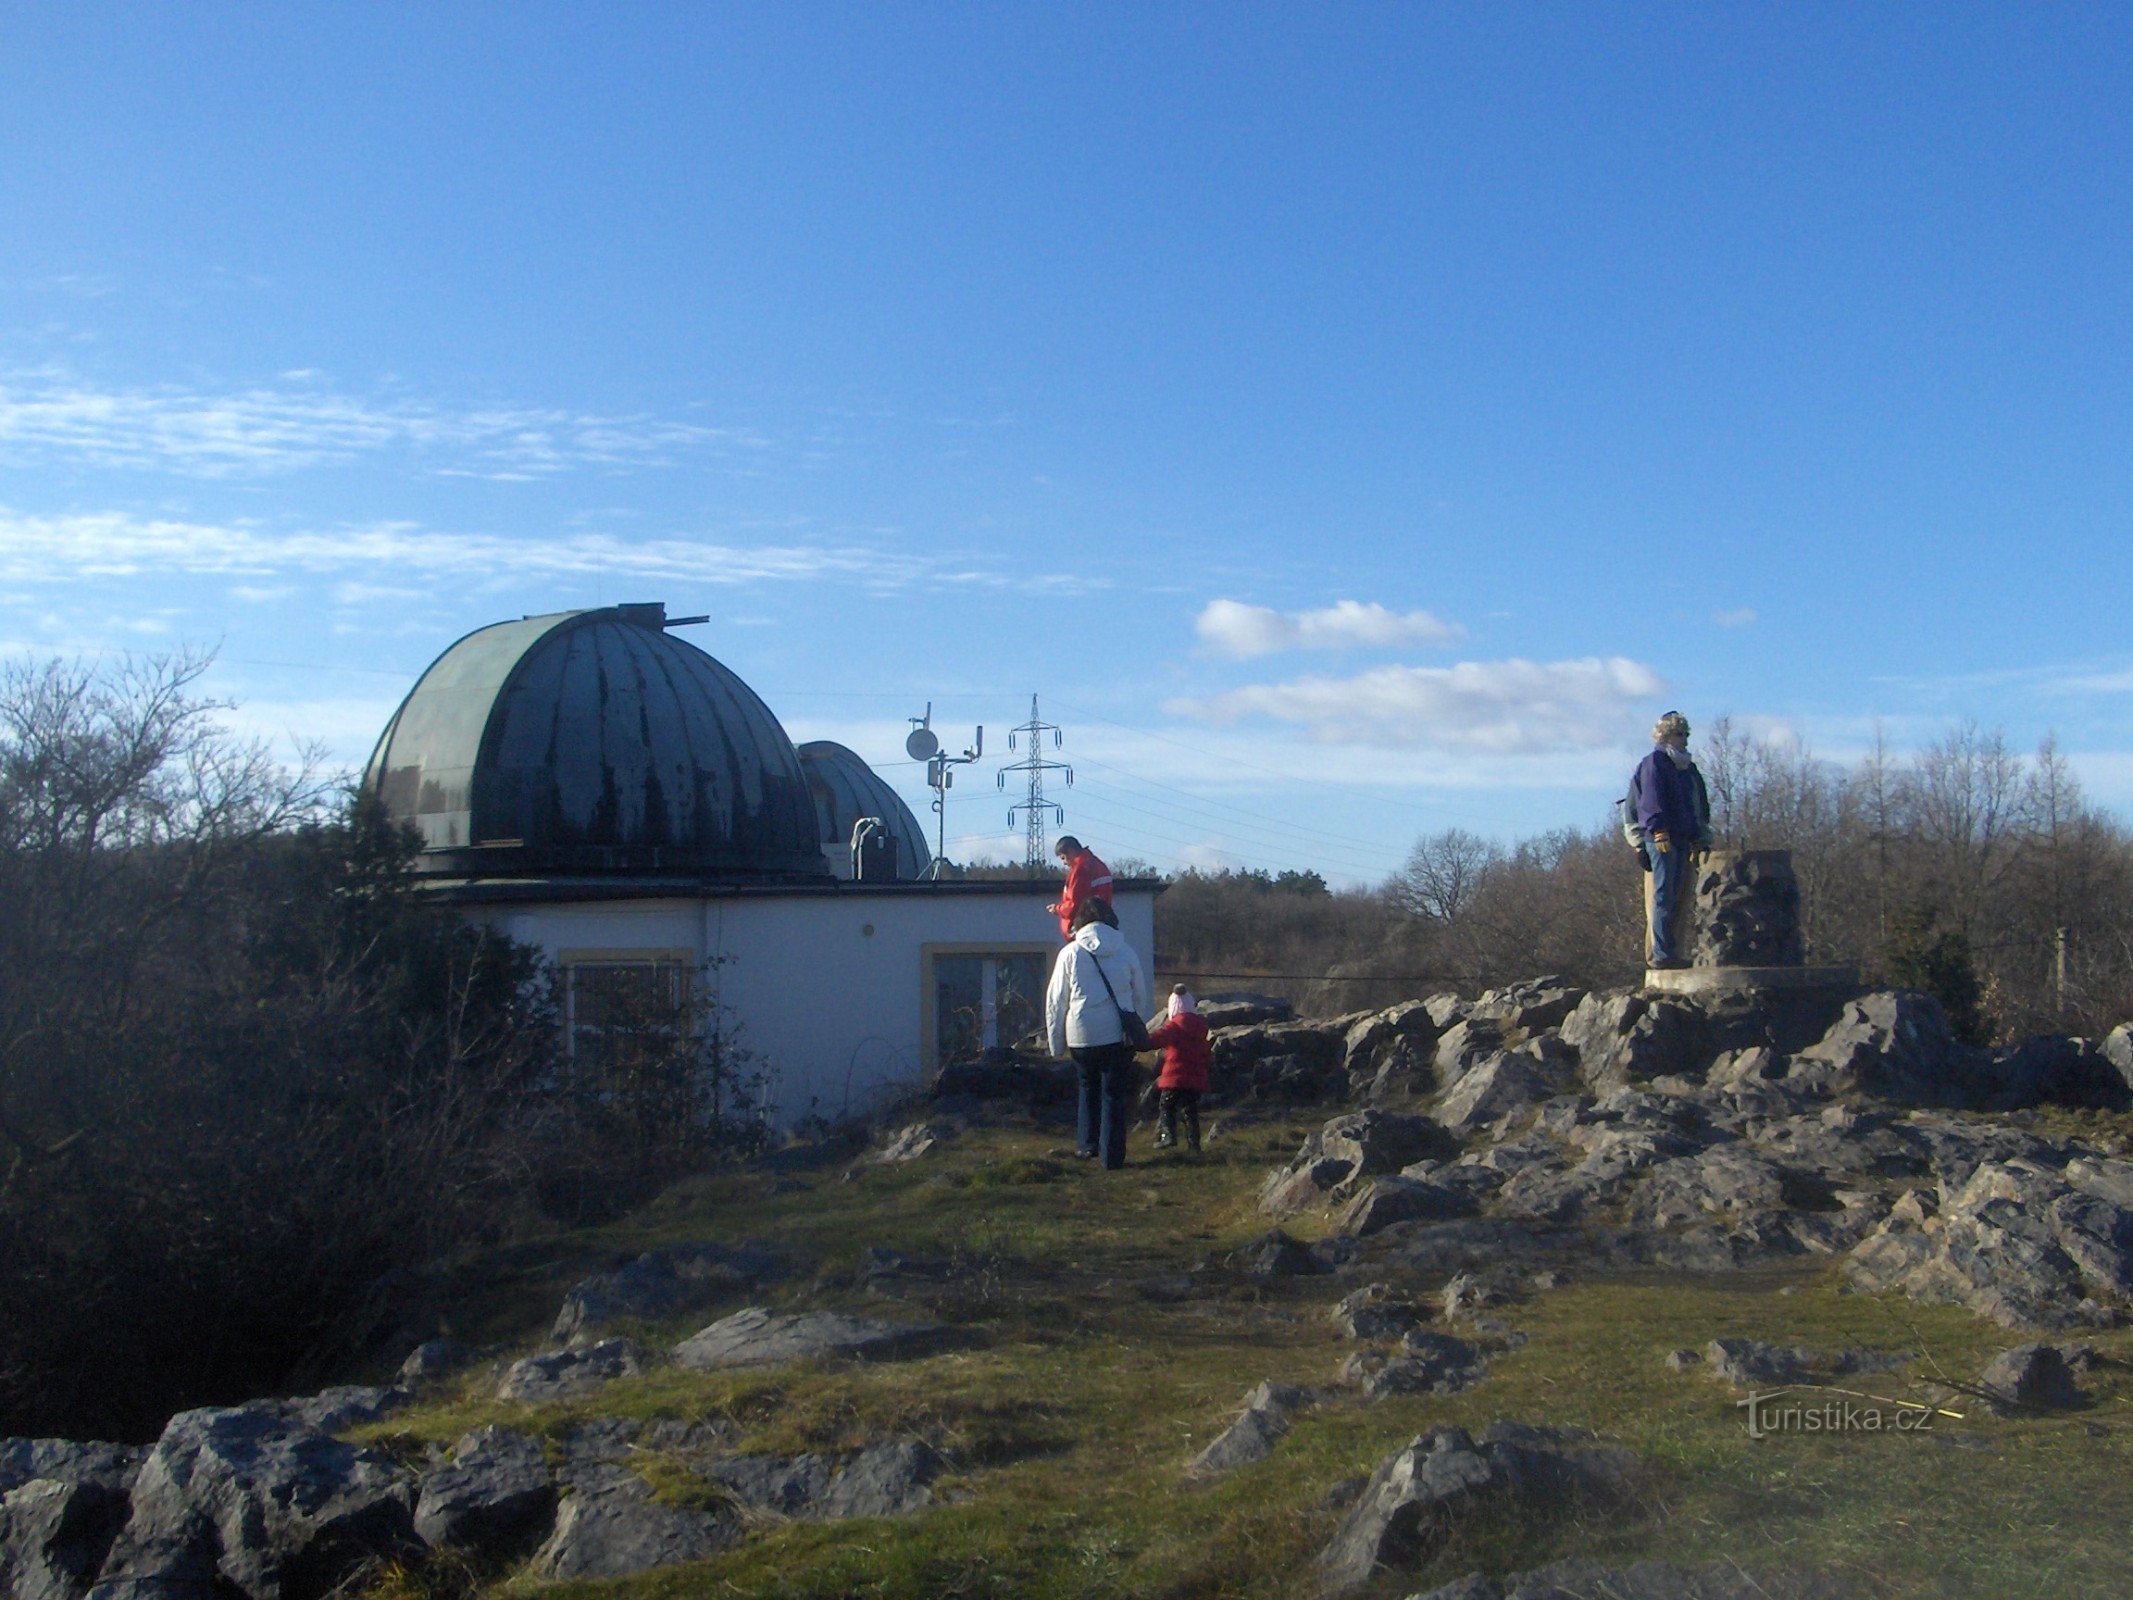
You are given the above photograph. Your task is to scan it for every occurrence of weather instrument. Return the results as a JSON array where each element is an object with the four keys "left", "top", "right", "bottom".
[{"left": 907, "top": 704, "right": 982, "bottom": 877}]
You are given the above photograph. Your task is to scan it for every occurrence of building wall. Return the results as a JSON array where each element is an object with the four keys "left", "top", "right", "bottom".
[{"left": 475, "top": 886, "right": 1158, "bottom": 1126}]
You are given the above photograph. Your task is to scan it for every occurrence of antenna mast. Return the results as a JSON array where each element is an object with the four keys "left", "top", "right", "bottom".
[{"left": 999, "top": 694, "right": 1072, "bottom": 869}]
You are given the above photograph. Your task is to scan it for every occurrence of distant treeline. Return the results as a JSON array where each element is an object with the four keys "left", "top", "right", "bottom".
[{"left": 0, "top": 654, "right": 753, "bottom": 1441}]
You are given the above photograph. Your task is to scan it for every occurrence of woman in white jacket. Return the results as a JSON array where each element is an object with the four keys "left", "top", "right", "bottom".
[{"left": 1045, "top": 900, "right": 1147, "bottom": 1169}]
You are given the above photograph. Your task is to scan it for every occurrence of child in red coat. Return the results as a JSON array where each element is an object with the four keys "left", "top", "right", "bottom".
[{"left": 1146, "top": 986, "right": 1212, "bottom": 1152}]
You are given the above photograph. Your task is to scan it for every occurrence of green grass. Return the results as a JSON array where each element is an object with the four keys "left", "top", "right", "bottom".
[{"left": 357, "top": 1115, "right": 2133, "bottom": 1600}]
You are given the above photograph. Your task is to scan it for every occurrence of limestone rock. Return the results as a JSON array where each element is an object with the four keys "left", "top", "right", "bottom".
[
  {"left": 1844, "top": 1156, "right": 2133, "bottom": 1328},
  {"left": 0, "top": 1442, "right": 143, "bottom": 1496},
  {"left": 702, "top": 1454, "right": 831, "bottom": 1516},
  {"left": 1337, "top": 1176, "right": 1480, "bottom": 1237},
  {"left": 1434, "top": 1018, "right": 1505, "bottom": 1090},
  {"left": 1560, "top": 993, "right": 1708, "bottom": 1093},
  {"left": 0, "top": 1447, "right": 141, "bottom": 1600},
  {"left": 87, "top": 1404, "right": 417, "bottom": 1600},
  {"left": 1198, "top": 993, "right": 1293, "bottom": 1028},
  {"left": 873, "top": 1122, "right": 954, "bottom": 1162},
  {"left": 1332, "top": 1285, "right": 1429, "bottom": 1342},
  {"left": 412, "top": 1426, "right": 556, "bottom": 1557},
  {"left": 1468, "top": 977, "right": 1588, "bottom": 1034},
  {"left": 815, "top": 1441, "right": 944, "bottom": 1519},
  {"left": 531, "top": 1476, "right": 735, "bottom": 1581},
  {"left": 1973, "top": 1036, "right": 2129, "bottom": 1111},
  {"left": 1319, "top": 1109, "right": 1455, "bottom": 1176},
  {"left": 497, "top": 1339, "right": 648, "bottom": 1402},
  {"left": 1794, "top": 991, "right": 1965, "bottom": 1103},
  {"left": 1227, "top": 1229, "right": 1326, "bottom": 1278},
  {"left": 1190, "top": 1382, "right": 1311, "bottom": 1475},
  {"left": 1362, "top": 1333, "right": 1488, "bottom": 1399},
  {"left": 396, "top": 1341, "right": 473, "bottom": 1384},
  {"left": 1979, "top": 1344, "right": 2086, "bottom": 1413},
  {"left": 1259, "top": 1156, "right": 1356, "bottom": 1216},
  {"left": 1434, "top": 1052, "right": 1562, "bottom": 1136},
  {"left": 1318, "top": 1422, "right": 1638, "bottom": 1594},
  {"left": 2101, "top": 1024, "right": 2133, "bottom": 1094},
  {"left": 1344, "top": 1001, "right": 1444, "bottom": 1100},
  {"left": 670, "top": 1307, "right": 949, "bottom": 1371},
  {"left": 552, "top": 1242, "right": 782, "bottom": 1346}
]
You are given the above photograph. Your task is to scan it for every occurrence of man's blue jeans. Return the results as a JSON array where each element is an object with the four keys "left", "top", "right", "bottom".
[
  {"left": 1648, "top": 838, "right": 1690, "bottom": 964},
  {"left": 1073, "top": 1043, "right": 1134, "bottom": 1169}
]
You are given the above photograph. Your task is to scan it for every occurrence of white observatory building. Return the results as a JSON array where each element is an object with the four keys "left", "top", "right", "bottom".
[{"left": 364, "top": 602, "right": 1157, "bottom": 1125}]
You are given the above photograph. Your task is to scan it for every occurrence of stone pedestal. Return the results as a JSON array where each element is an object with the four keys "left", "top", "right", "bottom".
[
  {"left": 1643, "top": 849, "right": 1856, "bottom": 1019},
  {"left": 1692, "top": 849, "right": 1804, "bottom": 967}
]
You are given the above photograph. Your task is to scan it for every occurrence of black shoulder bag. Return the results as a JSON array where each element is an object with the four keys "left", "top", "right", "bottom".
[{"left": 1085, "top": 949, "right": 1150, "bottom": 1050}]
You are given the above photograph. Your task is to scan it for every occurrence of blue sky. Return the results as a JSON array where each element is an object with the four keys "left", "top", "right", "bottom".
[{"left": 4, "top": 5, "right": 2131, "bottom": 883}]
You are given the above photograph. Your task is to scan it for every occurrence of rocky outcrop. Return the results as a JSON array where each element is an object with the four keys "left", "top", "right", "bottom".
[
  {"left": 1318, "top": 1422, "right": 1638, "bottom": 1594},
  {"left": 1844, "top": 1155, "right": 2133, "bottom": 1328},
  {"left": 670, "top": 1307, "right": 950, "bottom": 1371},
  {"left": 87, "top": 1404, "right": 418, "bottom": 1600},
  {"left": 1209, "top": 1020, "right": 1349, "bottom": 1103}
]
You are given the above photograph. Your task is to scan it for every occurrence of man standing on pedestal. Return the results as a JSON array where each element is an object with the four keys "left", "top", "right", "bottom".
[{"left": 1629, "top": 711, "right": 1711, "bottom": 970}]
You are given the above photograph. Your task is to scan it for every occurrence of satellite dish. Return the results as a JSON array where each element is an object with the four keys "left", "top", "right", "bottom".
[{"left": 905, "top": 727, "right": 940, "bottom": 760}]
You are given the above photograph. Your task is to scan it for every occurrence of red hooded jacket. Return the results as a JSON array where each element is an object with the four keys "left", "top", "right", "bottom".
[
  {"left": 1146, "top": 1011, "right": 1212, "bottom": 1092},
  {"left": 1054, "top": 848, "right": 1114, "bottom": 939}
]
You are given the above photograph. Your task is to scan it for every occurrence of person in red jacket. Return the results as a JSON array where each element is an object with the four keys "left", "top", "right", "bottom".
[
  {"left": 1047, "top": 835, "right": 1114, "bottom": 940},
  {"left": 1146, "top": 986, "right": 1212, "bottom": 1152}
]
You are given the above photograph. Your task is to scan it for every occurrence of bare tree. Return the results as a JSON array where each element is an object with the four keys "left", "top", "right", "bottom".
[{"left": 1387, "top": 827, "right": 1500, "bottom": 921}]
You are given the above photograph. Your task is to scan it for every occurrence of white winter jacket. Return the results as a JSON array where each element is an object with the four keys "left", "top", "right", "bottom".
[{"left": 1044, "top": 922, "right": 1147, "bottom": 1055}]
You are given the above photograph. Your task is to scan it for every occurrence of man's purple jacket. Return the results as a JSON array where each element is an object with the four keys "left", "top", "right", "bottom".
[{"left": 1630, "top": 748, "right": 1709, "bottom": 843}]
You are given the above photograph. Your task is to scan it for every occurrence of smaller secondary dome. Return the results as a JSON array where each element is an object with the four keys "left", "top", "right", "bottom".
[
  {"left": 365, "top": 603, "right": 827, "bottom": 880},
  {"left": 796, "top": 741, "right": 932, "bottom": 880}
]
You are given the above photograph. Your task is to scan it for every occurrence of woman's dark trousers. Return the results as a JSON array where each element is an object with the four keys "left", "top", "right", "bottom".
[
  {"left": 1157, "top": 1089, "right": 1202, "bottom": 1150},
  {"left": 1073, "top": 1042, "right": 1134, "bottom": 1169}
]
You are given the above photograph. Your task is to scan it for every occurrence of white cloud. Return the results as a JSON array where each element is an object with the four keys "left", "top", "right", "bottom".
[
  {"left": 1713, "top": 607, "right": 1757, "bottom": 628},
  {"left": 1168, "top": 656, "right": 1667, "bottom": 753},
  {"left": 0, "top": 507, "right": 1084, "bottom": 596},
  {"left": 0, "top": 369, "right": 769, "bottom": 478},
  {"left": 1194, "top": 598, "right": 1462, "bottom": 658}
]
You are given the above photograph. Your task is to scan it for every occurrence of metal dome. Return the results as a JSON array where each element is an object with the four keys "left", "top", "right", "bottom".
[
  {"left": 365, "top": 603, "right": 828, "bottom": 880},
  {"left": 795, "top": 740, "right": 932, "bottom": 880}
]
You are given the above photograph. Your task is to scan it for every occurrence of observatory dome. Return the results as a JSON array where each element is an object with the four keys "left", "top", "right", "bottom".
[
  {"left": 796, "top": 740, "right": 932, "bottom": 880},
  {"left": 365, "top": 603, "right": 827, "bottom": 881}
]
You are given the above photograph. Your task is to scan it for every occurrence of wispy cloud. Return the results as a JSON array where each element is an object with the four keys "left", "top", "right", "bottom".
[
  {"left": 1195, "top": 598, "right": 1463, "bottom": 658},
  {"left": 1713, "top": 607, "right": 1757, "bottom": 628},
  {"left": 0, "top": 507, "right": 1087, "bottom": 595},
  {"left": 0, "top": 368, "right": 769, "bottom": 478},
  {"left": 1168, "top": 656, "right": 1667, "bottom": 753}
]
